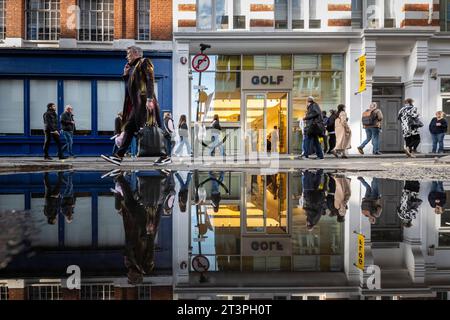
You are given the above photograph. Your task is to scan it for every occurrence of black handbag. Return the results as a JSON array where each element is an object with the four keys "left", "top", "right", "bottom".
[
  {"left": 138, "top": 110, "right": 167, "bottom": 157},
  {"left": 409, "top": 117, "right": 424, "bottom": 129},
  {"left": 308, "top": 120, "right": 325, "bottom": 137}
]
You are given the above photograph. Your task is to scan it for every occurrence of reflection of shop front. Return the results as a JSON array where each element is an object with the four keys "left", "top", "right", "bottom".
[
  {"left": 186, "top": 54, "right": 345, "bottom": 156},
  {"left": 188, "top": 172, "right": 344, "bottom": 275}
]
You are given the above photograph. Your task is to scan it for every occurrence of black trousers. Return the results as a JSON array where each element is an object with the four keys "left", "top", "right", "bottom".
[
  {"left": 328, "top": 134, "right": 336, "bottom": 153},
  {"left": 43, "top": 130, "right": 63, "bottom": 157},
  {"left": 117, "top": 121, "right": 139, "bottom": 158},
  {"left": 405, "top": 134, "right": 421, "bottom": 151}
]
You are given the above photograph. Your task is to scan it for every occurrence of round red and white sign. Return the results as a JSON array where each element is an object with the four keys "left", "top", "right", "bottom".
[{"left": 192, "top": 54, "right": 210, "bottom": 73}]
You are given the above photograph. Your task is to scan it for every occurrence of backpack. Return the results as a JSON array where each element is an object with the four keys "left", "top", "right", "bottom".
[{"left": 362, "top": 109, "right": 376, "bottom": 126}]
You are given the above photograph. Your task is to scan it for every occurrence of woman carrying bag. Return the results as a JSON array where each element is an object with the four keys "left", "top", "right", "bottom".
[{"left": 398, "top": 98, "right": 422, "bottom": 158}]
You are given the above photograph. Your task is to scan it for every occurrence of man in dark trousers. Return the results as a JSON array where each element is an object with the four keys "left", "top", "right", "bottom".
[
  {"left": 43, "top": 103, "right": 66, "bottom": 160},
  {"left": 102, "top": 46, "right": 170, "bottom": 166},
  {"left": 302, "top": 96, "right": 324, "bottom": 160}
]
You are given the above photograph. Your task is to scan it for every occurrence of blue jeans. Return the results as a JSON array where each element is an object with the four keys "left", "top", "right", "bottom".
[
  {"left": 129, "top": 136, "right": 137, "bottom": 157},
  {"left": 304, "top": 134, "right": 324, "bottom": 159},
  {"left": 359, "top": 127, "right": 380, "bottom": 153},
  {"left": 210, "top": 133, "right": 225, "bottom": 156},
  {"left": 431, "top": 133, "right": 445, "bottom": 153},
  {"left": 175, "top": 136, "right": 192, "bottom": 156},
  {"left": 61, "top": 130, "right": 74, "bottom": 156}
]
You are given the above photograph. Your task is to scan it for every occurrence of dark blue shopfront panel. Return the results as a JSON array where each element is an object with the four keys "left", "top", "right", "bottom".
[{"left": 0, "top": 49, "right": 173, "bottom": 156}]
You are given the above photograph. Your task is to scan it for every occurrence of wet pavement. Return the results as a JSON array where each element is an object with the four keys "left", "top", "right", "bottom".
[{"left": 0, "top": 169, "right": 449, "bottom": 300}]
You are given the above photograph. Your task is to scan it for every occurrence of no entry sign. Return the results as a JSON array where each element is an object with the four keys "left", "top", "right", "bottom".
[{"left": 192, "top": 53, "right": 210, "bottom": 72}]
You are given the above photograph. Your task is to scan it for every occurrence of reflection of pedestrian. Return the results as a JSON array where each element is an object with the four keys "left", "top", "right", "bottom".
[
  {"left": 270, "top": 126, "right": 279, "bottom": 153},
  {"left": 176, "top": 172, "right": 192, "bottom": 213},
  {"left": 326, "top": 174, "right": 342, "bottom": 222},
  {"left": 302, "top": 170, "right": 327, "bottom": 230},
  {"left": 210, "top": 171, "right": 224, "bottom": 213},
  {"left": 334, "top": 176, "right": 351, "bottom": 217},
  {"left": 114, "top": 174, "right": 160, "bottom": 285},
  {"left": 210, "top": 114, "right": 225, "bottom": 157},
  {"left": 397, "top": 181, "right": 422, "bottom": 227},
  {"left": 44, "top": 172, "right": 63, "bottom": 225},
  {"left": 428, "top": 181, "right": 446, "bottom": 215},
  {"left": 61, "top": 172, "right": 76, "bottom": 223},
  {"left": 358, "top": 177, "right": 382, "bottom": 224}
]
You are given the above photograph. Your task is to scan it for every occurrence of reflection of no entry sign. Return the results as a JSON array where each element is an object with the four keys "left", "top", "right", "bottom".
[
  {"left": 192, "top": 54, "right": 210, "bottom": 72},
  {"left": 192, "top": 255, "right": 210, "bottom": 272}
]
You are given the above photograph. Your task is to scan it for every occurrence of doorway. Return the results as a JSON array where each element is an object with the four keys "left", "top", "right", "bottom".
[
  {"left": 372, "top": 85, "right": 403, "bottom": 152},
  {"left": 244, "top": 92, "right": 288, "bottom": 155}
]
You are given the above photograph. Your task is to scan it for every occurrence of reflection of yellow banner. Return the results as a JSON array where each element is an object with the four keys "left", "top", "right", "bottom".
[
  {"left": 356, "top": 233, "right": 365, "bottom": 270},
  {"left": 358, "top": 55, "right": 366, "bottom": 93}
]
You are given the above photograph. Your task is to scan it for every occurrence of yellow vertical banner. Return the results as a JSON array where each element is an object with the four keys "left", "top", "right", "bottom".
[
  {"left": 356, "top": 233, "right": 365, "bottom": 271},
  {"left": 358, "top": 55, "right": 366, "bottom": 93}
]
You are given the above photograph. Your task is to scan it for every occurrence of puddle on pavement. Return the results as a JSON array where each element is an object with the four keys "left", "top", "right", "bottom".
[{"left": 0, "top": 170, "right": 449, "bottom": 300}]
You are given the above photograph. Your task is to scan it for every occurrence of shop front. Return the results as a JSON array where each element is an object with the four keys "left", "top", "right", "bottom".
[{"left": 190, "top": 54, "right": 345, "bottom": 156}]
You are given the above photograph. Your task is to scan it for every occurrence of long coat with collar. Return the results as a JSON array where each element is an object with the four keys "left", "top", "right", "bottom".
[{"left": 122, "top": 57, "right": 161, "bottom": 129}]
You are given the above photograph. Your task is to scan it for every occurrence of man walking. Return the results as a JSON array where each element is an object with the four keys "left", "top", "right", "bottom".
[
  {"left": 102, "top": 46, "right": 170, "bottom": 166},
  {"left": 357, "top": 102, "right": 383, "bottom": 155},
  {"left": 302, "top": 96, "right": 324, "bottom": 160},
  {"left": 163, "top": 112, "right": 175, "bottom": 157},
  {"left": 43, "top": 103, "right": 66, "bottom": 160},
  {"left": 60, "top": 105, "right": 76, "bottom": 158}
]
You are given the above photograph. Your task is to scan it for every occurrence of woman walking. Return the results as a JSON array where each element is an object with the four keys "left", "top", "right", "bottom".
[
  {"left": 174, "top": 115, "right": 192, "bottom": 157},
  {"left": 398, "top": 98, "right": 422, "bottom": 157},
  {"left": 331, "top": 104, "right": 352, "bottom": 159},
  {"left": 429, "top": 111, "right": 447, "bottom": 154},
  {"left": 210, "top": 114, "right": 225, "bottom": 157}
]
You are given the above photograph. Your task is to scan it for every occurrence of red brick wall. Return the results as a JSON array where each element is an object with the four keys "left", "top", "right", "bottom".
[
  {"left": 8, "top": 288, "right": 26, "bottom": 300},
  {"left": 151, "top": 286, "right": 173, "bottom": 300},
  {"left": 61, "top": 0, "right": 78, "bottom": 38},
  {"left": 61, "top": 288, "right": 80, "bottom": 300},
  {"left": 151, "top": 0, "right": 173, "bottom": 40},
  {"left": 114, "top": 0, "right": 125, "bottom": 39},
  {"left": 5, "top": 0, "right": 25, "bottom": 38},
  {"left": 125, "top": 0, "right": 137, "bottom": 39}
]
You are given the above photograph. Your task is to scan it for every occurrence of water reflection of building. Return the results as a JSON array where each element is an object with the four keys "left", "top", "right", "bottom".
[
  {"left": 2, "top": 172, "right": 450, "bottom": 300},
  {"left": 174, "top": 173, "right": 450, "bottom": 300},
  {"left": 0, "top": 172, "right": 173, "bottom": 300}
]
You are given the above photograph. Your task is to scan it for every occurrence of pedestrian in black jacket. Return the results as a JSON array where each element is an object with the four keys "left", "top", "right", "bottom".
[
  {"left": 60, "top": 105, "right": 76, "bottom": 158},
  {"left": 428, "top": 181, "right": 446, "bottom": 215},
  {"left": 302, "top": 96, "right": 324, "bottom": 160},
  {"left": 43, "top": 103, "right": 66, "bottom": 160},
  {"left": 429, "top": 111, "right": 448, "bottom": 153}
]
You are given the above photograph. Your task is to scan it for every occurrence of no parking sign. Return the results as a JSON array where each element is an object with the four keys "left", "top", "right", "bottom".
[{"left": 192, "top": 54, "right": 210, "bottom": 73}]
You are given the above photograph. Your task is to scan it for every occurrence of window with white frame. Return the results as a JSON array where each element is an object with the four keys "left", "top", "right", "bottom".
[
  {"left": 137, "top": 0, "right": 150, "bottom": 41},
  {"left": 442, "top": 0, "right": 450, "bottom": 31},
  {"left": 26, "top": 0, "right": 61, "bottom": 40},
  {"left": 275, "top": 0, "right": 305, "bottom": 30},
  {"left": 309, "top": 0, "right": 320, "bottom": 28},
  {"left": 137, "top": 285, "right": 152, "bottom": 300},
  {"left": 351, "top": 0, "right": 363, "bottom": 28},
  {"left": 233, "top": 0, "right": 245, "bottom": 29},
  {"left": 81, "top": 284, "right": 114, "bottom": 300},
  {"left": 78, "top": 0, "right": 114, "bottom": 42},
  {"left": 0, "top": 0, "right": 5, "bottom": 40},
  {"left": 28, "top": 285, "right": 62, "bottom": 300},
  {"left": 442, "top": 79, "right": 450, "bottom": 134},
  {"left": 197, "top": 0, "right": 229, "bottom": 30},
  {"left": 384, "top": 0, "right": 395, "bottom": 28},
  {"left": 0, "top": 80, "right": 24, "bottom": 135}
]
